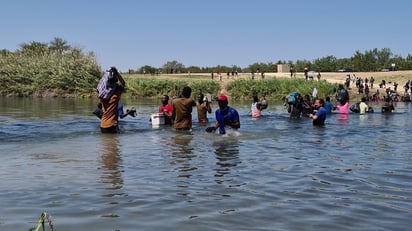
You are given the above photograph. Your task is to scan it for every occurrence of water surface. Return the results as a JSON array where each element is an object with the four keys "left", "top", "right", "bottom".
[{"left": 0, "top": 98, "right": 411, "bottom": 231}]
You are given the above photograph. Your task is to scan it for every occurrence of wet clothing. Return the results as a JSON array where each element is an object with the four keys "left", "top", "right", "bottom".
[
  {"left": 159, "top": 104, "right": 173, "bottom": 125},
  {"left": 336, "top": 102, "right": 349, "bottom": 114},
  {"left": 359, "top": 102, "right": 369, "bottom": 114},
  {"left": 324, "top": 101, "right": 333, "bottom": 115},
  {"left": 100, "top": 90, "right": 122, "bottom": 133},
  {"left": 251, "top": 102, "right": 261, "bottom": 118},
  {"left": 172, "top": 98, "right": 196, "bottom": 130},
  {"left": 313, "top": 107, "right": 327, "bottom": 126},
  {"left": 215, "top": 106, "right": 240, "bottom": 134}
]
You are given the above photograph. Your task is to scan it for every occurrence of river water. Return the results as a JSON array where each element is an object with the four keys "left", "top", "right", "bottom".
[{"left": 0, "top": 97, "right": 411, "bottom": 231}]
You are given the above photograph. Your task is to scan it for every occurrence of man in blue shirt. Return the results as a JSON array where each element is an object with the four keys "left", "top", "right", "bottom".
[
  {"left": 309, "top": 98, "right": 327, "bottom": 126},
  {"left": 324, "top": 96, "right": 334, "bottom": 115},
  {"left": 206, "top": 95, "right": 240, "bottom": 134}
]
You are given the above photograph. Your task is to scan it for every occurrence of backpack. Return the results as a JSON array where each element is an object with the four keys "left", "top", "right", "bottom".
[
  {"left": 286, "top": 92, "right": 301, "bottom": 105},
  {"left": 337, "top": 89, "right": 349, "bottom": 105},
  {"left": 349, "top": 103, "right": 360, "bottom": 113}
]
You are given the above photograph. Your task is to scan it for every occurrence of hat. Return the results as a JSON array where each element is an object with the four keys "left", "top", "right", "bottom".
[{"left": 217, "top": 95, "right": 228, "bottom": 101}]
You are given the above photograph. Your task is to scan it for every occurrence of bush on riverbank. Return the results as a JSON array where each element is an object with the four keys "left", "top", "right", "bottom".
[
  {"left": 124, "top": 75, "right": 221, "bottom": 99},
  {"left": 0, "top": 39, "right": 101, "bottom": 97}
]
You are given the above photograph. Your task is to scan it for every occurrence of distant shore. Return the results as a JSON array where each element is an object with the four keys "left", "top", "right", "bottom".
[{"left": 141, "top": 70, "right": 412, "bottom": 98}]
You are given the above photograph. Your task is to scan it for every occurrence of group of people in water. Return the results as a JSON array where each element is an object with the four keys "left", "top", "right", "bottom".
[
  {"left": 95, "top": 67, "right": 242, "bottom": 134},
  {"left": 95, "top": 67, "right": 398, "bottom": 134},
  {"left": 285, "top": 82, "right": 397, "bottom": 126}
]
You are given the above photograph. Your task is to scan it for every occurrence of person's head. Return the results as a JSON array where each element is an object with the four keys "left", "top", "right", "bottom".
[
  {"left": 197, "top": 93, "right": 204, "bottom": 102},
  {"left": 313, "top": 98, "right": 324, "bottom": 109},
  {"left": 361, "top": 97, "right": 366, "bottom": 102},
  {"left": 161, "top": 95, "right": 169, "bottom": 105},
  {"left": 217, "top": 95, "right": 229, "bottom": 110},
  {"left": 326, "top": 96, "right": 331, "bottom": 102},
  {"left": 181, "top": 86, "right": 192, "bottom": 98},
  {"left": 253, "top": 95, "right": 259, "bottom": 103},
  {"left": 338, "top": 83, "right": 344, "bottom": 89}
]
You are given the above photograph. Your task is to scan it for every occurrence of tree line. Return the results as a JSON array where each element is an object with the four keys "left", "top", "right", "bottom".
[
  {"left": 134, "top": 48, "right": 412, "bottom": 75},
  {"left": 1, "top": 37, "right": 412, "bottom": 97}
]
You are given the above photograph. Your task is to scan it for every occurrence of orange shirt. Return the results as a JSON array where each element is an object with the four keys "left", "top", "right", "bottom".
[{"left": 100, "top": 91, "right": 121, "bottom": 128}]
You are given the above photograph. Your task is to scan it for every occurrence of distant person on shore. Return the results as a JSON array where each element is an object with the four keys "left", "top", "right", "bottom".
[
  {"left": 158, "top": 94, "right": 173, "bottom": 125},
  {"left": 196, "top": 93, "right": 212, "bottom": 124},
  {"left": 370, "top": 76, "right": 375, "bottom": 88},
  {"left": 206, "top": 95, "right": 240, "bottom": 134},
  {"left": 97, "top": 67, "right": 127, "bottom": 133},
  {"left": 304, "top": 68, "right": 308, "bottom": 80},
  {"left": 172, "top": 86, "right": 196, "bottom": 130},
  {"left": 309, "top": 98, "right": 327, "bottom": 126}
]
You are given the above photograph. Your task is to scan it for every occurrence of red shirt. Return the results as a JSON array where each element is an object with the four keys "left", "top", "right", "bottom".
[{"left": 158, "top": 104, "right": 173, "bottom": 125}]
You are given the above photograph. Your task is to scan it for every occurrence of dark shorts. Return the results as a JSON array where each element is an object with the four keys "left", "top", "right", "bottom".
[{"left": 100, "top": 126, "right": 119, "bottom": 133}]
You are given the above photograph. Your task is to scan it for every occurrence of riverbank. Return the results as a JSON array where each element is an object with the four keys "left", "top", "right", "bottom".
[{"left": 136, "top": 70, "right": 412, "bottom": 100}]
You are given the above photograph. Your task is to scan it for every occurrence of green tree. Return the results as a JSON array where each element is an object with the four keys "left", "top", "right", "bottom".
[
  {"left": 19, "top": 41, "right": 49, "bottom": 56},
  {"left": 162, "top": 60, "right": 185, "bottom": 74},
  {"left": 49, "top": 37, "right": 71, "bottom": 55}
]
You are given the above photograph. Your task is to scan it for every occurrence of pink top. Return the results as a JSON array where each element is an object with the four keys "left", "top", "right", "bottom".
[{"left": 336, "top": 102, "right": 349, "bottom": 114}]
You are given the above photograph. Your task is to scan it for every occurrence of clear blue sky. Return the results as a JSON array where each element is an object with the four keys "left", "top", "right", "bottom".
[{"left": 1, "top": 0, "right": 411, "bottom": 71}]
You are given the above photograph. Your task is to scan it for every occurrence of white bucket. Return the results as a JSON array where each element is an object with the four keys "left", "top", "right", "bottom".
[{"left": 151, "top": 113, "right": 165, "bottom": 125}]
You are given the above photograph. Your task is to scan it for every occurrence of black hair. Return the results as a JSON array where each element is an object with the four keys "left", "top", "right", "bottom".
[{"left": 181, "top": 86, "right": 192, "bottom": 98}]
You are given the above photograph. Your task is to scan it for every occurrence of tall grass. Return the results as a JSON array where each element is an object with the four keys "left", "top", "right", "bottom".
[
  {"left": 227, "top": 78, "right": 336, "bottom": 102},
  {"left": 124, "top": 76, "right": 221, "bottom": 98},
  {"left": 0, "top": 50, "right": 100, "bottom": 97}
]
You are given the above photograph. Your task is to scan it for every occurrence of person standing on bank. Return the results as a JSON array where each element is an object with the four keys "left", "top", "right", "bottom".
[
  {"left": 206, "top": 95, "right": 240, "bottom": 134},
  {"left": 309, "top": 98, "right": 327, "bottom": 126},
  {"left": 98, "top": 67, "right": 126, "bottom": 133},
  {"left": 172, "top": 86, "right": 196, "bottom": 130},
  {"left": 196, "top": 93, "right": 212, "bottom": 124}
]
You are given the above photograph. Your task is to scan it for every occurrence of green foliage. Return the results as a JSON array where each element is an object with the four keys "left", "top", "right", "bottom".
[
  {"left": 0, "top": 38, "right": 100, "bottom": 97},
  {"left": 189, "top": 81, "right": 221, "bottom": 98},
  {"left": 130, "top": 48, "right": 412, "bottom": 73},
  {"left": 227, "top": 78, "right": 336, "bottom": 102},
  {"left": 123, "top": 76, "right": 220, "bottom": 98}
]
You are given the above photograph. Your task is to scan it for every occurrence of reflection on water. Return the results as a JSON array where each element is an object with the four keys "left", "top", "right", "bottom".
[
  {"left": 169, "top": 132, "right": 196, "bottom": 178},
  {"left": 98, "top": 135, "right": 124, "bottom": 195},
  {"left": 213, "top": 139, "right": 240, "bottom": 180},
  {"left": 336, "top": 113, "right": 349, "bottom": 125}
]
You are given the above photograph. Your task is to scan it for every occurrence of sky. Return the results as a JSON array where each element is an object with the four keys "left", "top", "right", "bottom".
[{"left": 1, "top": 0, "right": 411, "bottom": 71}]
